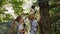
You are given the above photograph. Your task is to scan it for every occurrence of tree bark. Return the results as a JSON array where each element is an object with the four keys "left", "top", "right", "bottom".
[{"left": 38, "top": 1, "right": 51, "bottom": 34}]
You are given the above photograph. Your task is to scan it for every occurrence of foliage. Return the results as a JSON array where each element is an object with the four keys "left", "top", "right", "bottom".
[
  {"left": 0, "top": 0, "right": 23, "bottom": 22},
  {"left": 49, "top": 0, "right": 60, "bottom": 34},
  {"left": 9, "top": 0, "right": 23, "bottom": 15}
]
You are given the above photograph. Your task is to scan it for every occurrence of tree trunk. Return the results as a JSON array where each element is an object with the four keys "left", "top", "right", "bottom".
[{"left": 39, "top": 1, "right": 51, "bottom": 34}]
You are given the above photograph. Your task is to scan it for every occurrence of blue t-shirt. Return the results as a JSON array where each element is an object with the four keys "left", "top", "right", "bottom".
[
  {"left": 18, "top": 23, "right": 24, "bottom": 34},
  {"left": 30, "top": 20, "right": 38, "bottom": 34}
]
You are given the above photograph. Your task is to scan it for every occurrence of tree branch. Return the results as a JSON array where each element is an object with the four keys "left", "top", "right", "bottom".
[{"left": 49, "top": 2, "right": 60, "bottom": 9}]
